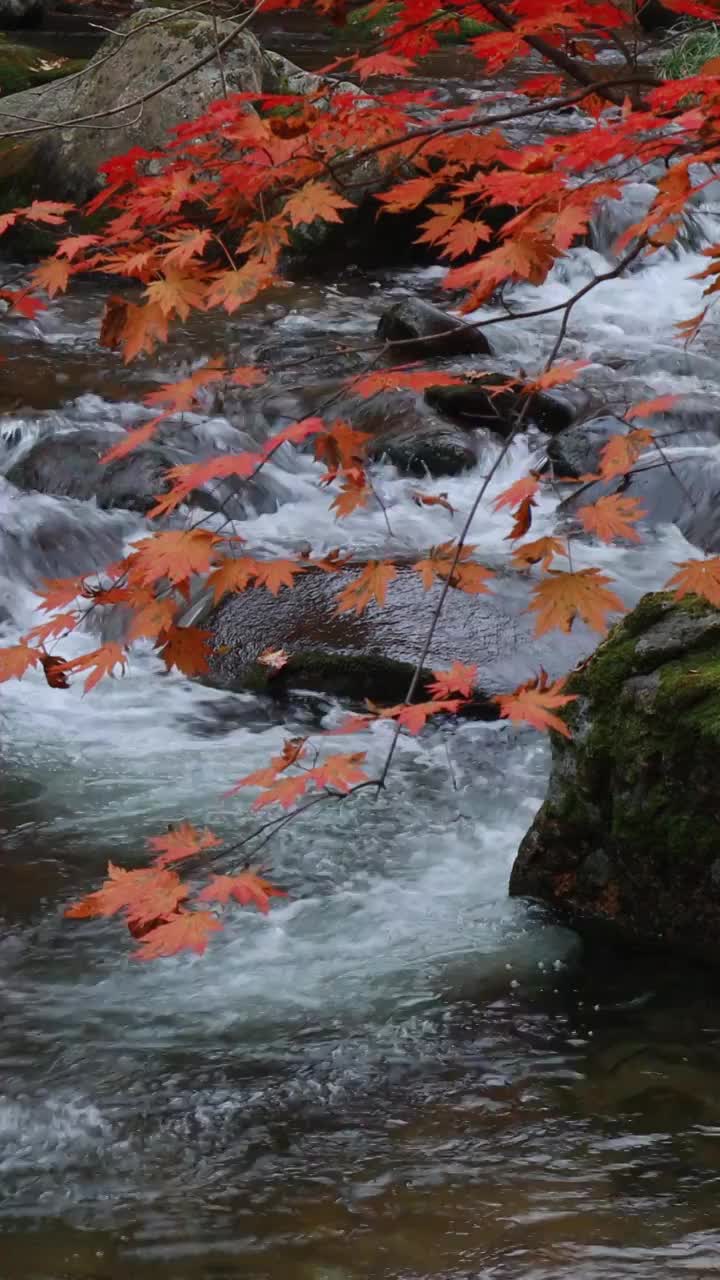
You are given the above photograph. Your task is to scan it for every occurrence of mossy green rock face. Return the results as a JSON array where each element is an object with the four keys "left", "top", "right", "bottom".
[
  {"left": 0, "top": 40, "right": 85, "bottom": 95},
  {"left": 510, "top": 592, "right": 720, "bottom": 964}
]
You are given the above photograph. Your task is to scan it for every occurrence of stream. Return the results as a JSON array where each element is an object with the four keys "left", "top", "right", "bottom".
[{"left": 4, "top": 21, "right": 720, "bottom": 1280}]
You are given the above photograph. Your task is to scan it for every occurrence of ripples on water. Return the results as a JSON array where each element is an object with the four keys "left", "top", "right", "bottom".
[{"left": 3, "top": 106, "right": 720, "bottom": 1278}]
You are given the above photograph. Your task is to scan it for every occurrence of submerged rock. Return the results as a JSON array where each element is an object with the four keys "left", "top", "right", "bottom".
[
  {"left": 202, "top": 564, "right": 595, "bottom": 704},
  {"left": 376, "top": 298, "right": 492, "bottom": 359},
  {"left": 510, "top": 593, "right": 720, "bottom": 967}
]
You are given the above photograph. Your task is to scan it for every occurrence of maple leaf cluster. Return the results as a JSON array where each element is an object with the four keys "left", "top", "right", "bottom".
[{"left": 1, "top": 0, "right": 718, "bottom": 958}]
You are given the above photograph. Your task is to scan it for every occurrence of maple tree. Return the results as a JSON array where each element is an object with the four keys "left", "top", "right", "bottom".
[{"left": 2, "top": 0, "right": 719, "bottom": 958}]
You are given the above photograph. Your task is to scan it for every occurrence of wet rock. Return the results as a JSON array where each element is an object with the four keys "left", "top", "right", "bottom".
[
  {"left": 637, "top": 0, "right": 676, "bottom": 31},
  {"left": 426, "top": 378, "right": 574, "bottom": 438},
  {"left": 368, "top": 416, "right": 477, "bottom": 476},
  {"left": 202, "top": 564, "right": 597, "bottom": 703},
  {"left": 376, "top": 298, "right": 492, "bottom": 359},
  {"left": 550, "top": 403, "right": 720, "bottom": 482},
  {"left": 547, "top": 416, "right": 622, "bottom": 479},
  {"left": 510, "top": 592, "right": 720, "bottom": 967},
  {"left": 0, "top": 9, "right": 358, "bottom": 204},
  {"left": 0, "top": 0, "right": 44, "bottom": 28},
  {"left": 5, "top": 429, "right": 218, "bottom": 514},
  {"left": 562, "top": 449, "right": 720, "bottom": 552}
]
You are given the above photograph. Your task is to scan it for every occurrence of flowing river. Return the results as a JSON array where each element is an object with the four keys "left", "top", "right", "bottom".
[{"left": 3, "top": 26, "right": 720, "bottom": 1279}]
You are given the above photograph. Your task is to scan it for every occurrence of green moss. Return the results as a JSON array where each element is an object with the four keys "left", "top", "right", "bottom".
[
  {"left": 245, "top": 648, "right": 431, "bottom": 703},
  {"left": 0, "top": 44, "right": 85, "bottom": 95}
]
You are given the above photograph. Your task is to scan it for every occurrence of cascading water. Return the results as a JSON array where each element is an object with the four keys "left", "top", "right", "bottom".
[{"left": 3, "top": 169, "right": 720, "bottom": 1279}]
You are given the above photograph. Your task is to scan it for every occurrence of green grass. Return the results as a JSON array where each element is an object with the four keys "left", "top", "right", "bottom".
[{"left": 657, "top": 22, "right": 720, "bottom": 79}]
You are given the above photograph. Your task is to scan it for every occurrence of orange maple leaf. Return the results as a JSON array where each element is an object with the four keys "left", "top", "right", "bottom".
[
  {"left": 129, "top": 531, "right": 221, "bottom": 589},
  {"left": 426, "top": 661, "right": 478, "bottom": 700},
  {"left": 65, "top": 862, "right": 187, "bottom": 924},
  {"left": 598, "top": 429, "right": 654, "bottom": 480},
  {"left": 23, "top": 613, "right": 78, "bottom": 645},
  {"left": 252, "top": 559, "right": 306, "bottom": 595},
  {"left": 330, "top": 473, "right": 373, "bottom": 518},
  {"left": 413, "top": 542, "right": 493, "bottom": 594},
  {"left": 25, "top": 199, "right": 74, "bottom": 225},
  {"left": 144, "top": 364, "right": 225, "bottom": 414},
  {"left": 145, "top": 267, "right": 207, "bottom": 320},
  {"left": 310, "top": 751, "right": 369, "bottom": 792},
  {"left": 206, "top": 261, "right": 273, "bottom": 313},
  {"left": 666, "top": 557, "right": 720, "bottom": 607},
  {"left": 511, "top": 536, "right": 568, "bottom": 572},
  {"left": 0, "top": 643, "right": 41, "bottom": 683},
  {"left": 229, "top": 365, "right": 267, "bottom": 387},
  {"left": 252, "top": 773, "right": 310, "bottom": 811},
  {"left": 197, "top": 869, "right": 287, "bottom": 913},
  {"left": 494, "top": 672, "right": 576, "bottom": 738},
  {"left": 493, "top": 473, "right": 541, "bottom": 512},
  {"left": 284, "top": 181, "right": 353, "bottom": 226},
  {"left": 336, "top": 561, "right": 397, "bottom": 613},
  {"left": 207, "top": 556, "right": 258, "bottom": 602},
  {"left": 134, "top": 910, "right": 223, "bottom": 959},
  {"left": 528, "top": 569, "right": 625, "bottom": 635},
  {"left": 626, "top": 395, "right": 680, "bottom": 420},
  {"left": 31, "top": 256, "right": 71, "bottom": 297},
  {"left": 351, "top": 369, "right": 462, "bottom": 398},
  {"left": 126, "top": 595, "right": 177, "bottom": 642},
  {"left": 377, "top": 699, "right": 464, "bottom": 734},
  {"left": 157, "top": 625, "right": 211, "bottom": 676},
  {"left": 148, "top": 821, "right": 221, "bottom": 868},
  {"left": 60, "top": 643, "right": 127, "bottom": 693},
  {"left": 523, "top": 360, "right": 588, "bottom": 393},
  {"left": 101, "top": 415, "right": 170, "bottom": 463},
  {"left": 577, "top": 494, "right": 646, "bottom": 543}
]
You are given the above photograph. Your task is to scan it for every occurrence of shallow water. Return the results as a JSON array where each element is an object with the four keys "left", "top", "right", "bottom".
[{"left": 3, "top": 32, "right": 720, "bottom": 1279}]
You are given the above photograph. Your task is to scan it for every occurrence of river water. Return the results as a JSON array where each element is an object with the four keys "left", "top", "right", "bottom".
[{"left": 4, "top": 26, "right": 720, "bottom": 1280}]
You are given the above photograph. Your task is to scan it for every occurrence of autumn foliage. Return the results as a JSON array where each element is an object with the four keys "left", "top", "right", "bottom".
[{"left": 2, "top": 0, "right": 720, "bottom": 957}]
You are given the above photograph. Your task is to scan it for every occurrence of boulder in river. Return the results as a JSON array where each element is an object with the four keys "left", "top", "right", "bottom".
[
  {"left": 201, "top": 564, "right": 598, "bottom": 704},
  {"left": 0, "top": 9, "right": 363, "bottom": 206},
  {"left": 510, "top": 592, "right": 720, "bottom": 968},
  {"left": 561, "top": 448, "right": 720, "bottom": 552},
  {"left": 427, "top": 377, "right": 574, "bottom": 438},
  {"left": 376, "top": 298, "right": 493, "bottom": 359},
  {"left": 5, "top": 429, "right": 223, "bottom": 515}
]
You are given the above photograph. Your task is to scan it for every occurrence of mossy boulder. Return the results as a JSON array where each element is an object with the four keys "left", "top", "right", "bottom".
[{"left": 510, "top": 592, "right": 720, "bottom": 965}]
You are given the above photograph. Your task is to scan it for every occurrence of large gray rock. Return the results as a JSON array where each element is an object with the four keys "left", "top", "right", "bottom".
[
  {"left": 6, "top": 429, "right": 223, "bottom": 514},
  {"left": 510, "top": 593, "right": 720, "bottom": 968},
  {"left": 0, "top": 9, "right": 356, "bottom": 202},
  {"left": 562, "top": 449, "right": 720, "bottom": 552},
  {"left": 200, "top": 564, "right": 596, "bottom": 704}
]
